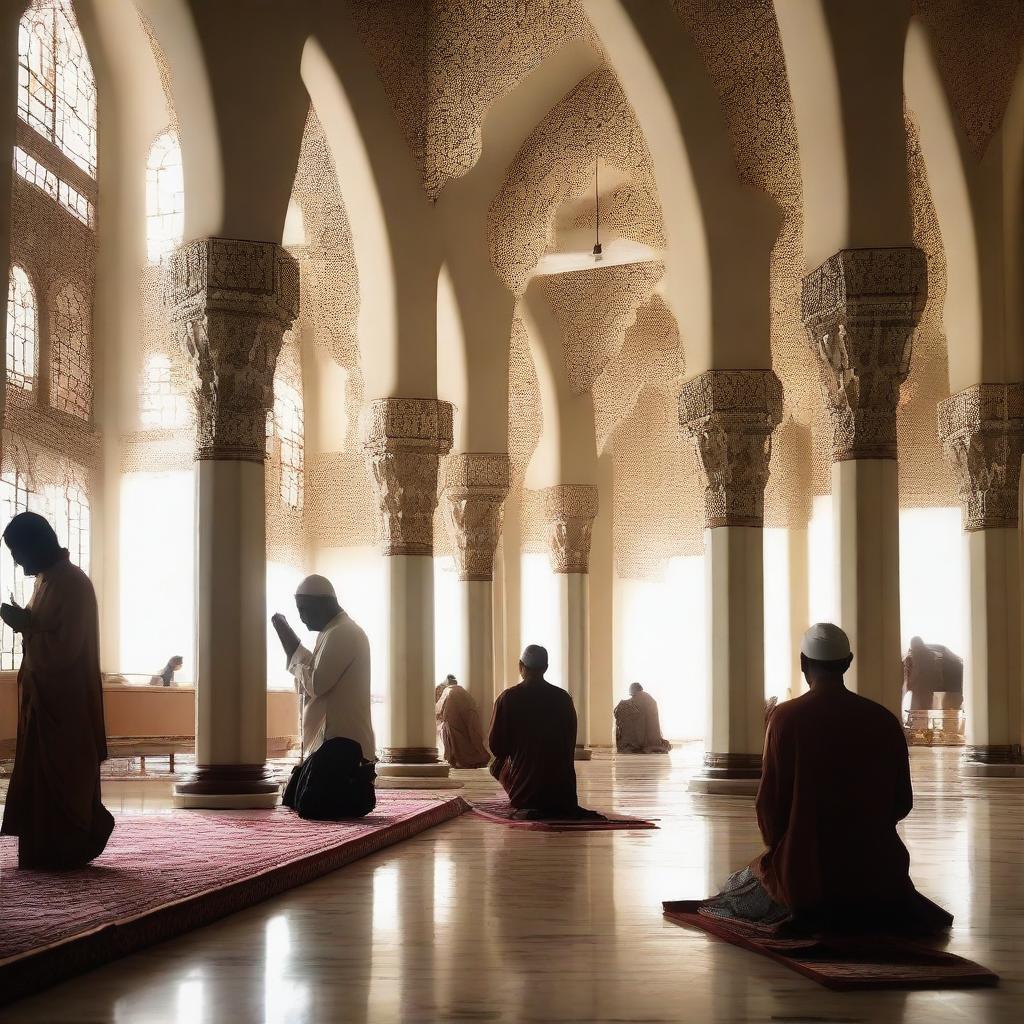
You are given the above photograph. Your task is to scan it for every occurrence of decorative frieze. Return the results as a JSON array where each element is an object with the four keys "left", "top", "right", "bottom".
[
  {"left": 801, "top": 247, "right": 927, "bottom": 461},
  {"left": 678, "top": 369, "right": 783, "bottom": 528},
  {"left": 938, "top": 383, "right": 1024, "bottom": 532},
  {"left": 444, "top": 453, "right": 511, "bottom": 582},
  {"left": 364, "top": 398, "right": 454, "bottom": 556},
  {"left": 166, "top": 238, "right": 299, "bottom": 462},
  {"left": 542, "top": 484, "right": 599, "bottom": 574}
]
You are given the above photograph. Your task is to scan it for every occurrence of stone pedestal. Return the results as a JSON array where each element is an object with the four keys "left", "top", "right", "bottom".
[
  {"left": 679, "top": 370, "right": 783, "bottom": 794},
  {"left": 444, "top": 453, "right": 510, "bottom": 734},
  {"left": 542, "top": 485, "right": 599, "bottom": 759},
  {"left": 166, "top": 238, "right": 299, "bottom": 809},
  {"left": 366, "top": 398, "right": 459, "bottom": 785},
  {"left": 939, "top": 384, "right": 1024, "bottom": 776},
  {"left": 802, "top": 247, "right": 926, "bottom": 717}
]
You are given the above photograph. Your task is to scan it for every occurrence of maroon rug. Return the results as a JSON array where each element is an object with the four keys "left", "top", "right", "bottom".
[
  {"left": 0, "top": 795, "right": 469, "bottom": 1007},
  {"left": 663, "top": 901, "right": 998, "bottom": 991},
  {"left": 471, "top": 799, "right": 657, "bottom": 831}
]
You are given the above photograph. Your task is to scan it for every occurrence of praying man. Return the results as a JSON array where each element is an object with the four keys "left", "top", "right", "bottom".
[
  {"left": 700, "top": 623, "right": 952, "bottom": 933},
  {"left": 0, "top": 512, "right": 114, "bottom": 869},
  {"left": 488, "top": 644, "right": 599, "bottom": 820},
  {"left": 435, "top": 674, "right": 490, "bottom": 769},
  {"left": 614, "top": 682, "right": 672, "bottom": 753},
  {"left": 271, "top": 574, "right": 376, "bottom": 763}
]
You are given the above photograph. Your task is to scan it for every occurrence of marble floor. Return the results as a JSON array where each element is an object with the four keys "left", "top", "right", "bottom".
[{"left": 1, "top": 745, "right": 1022, "bottom": 1023}]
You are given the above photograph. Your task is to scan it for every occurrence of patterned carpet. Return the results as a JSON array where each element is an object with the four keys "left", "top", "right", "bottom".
[
  {"left": 471, "top": 799, "right": 658, "bottom": 830},
  {"left": 662, "top": 902, "right": 999, "bottom": 990},
  {"left": 0, "top": 795, "right": 469, "bottom": 1006}
]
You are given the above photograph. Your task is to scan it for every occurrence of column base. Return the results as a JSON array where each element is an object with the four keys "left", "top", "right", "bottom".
[
  {"left": 688, "top": 775, "right": 761, "bottom": 796},
  {"left": 573, "top": 746, "right": 593, "bottom": 762},
  {"left": 173, "top": 763, "right": 280, "bottom": 809},
  {"left": 375, "top": 761, "right": 463, "bottom": 789},
  {"left": 961, "top": 763, "right": 1024, "bottom": 779}
]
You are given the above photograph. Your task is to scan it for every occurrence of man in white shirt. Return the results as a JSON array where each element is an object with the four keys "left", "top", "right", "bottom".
[{"left": 271, "top": 574, "right": 376, "bottom": 763}]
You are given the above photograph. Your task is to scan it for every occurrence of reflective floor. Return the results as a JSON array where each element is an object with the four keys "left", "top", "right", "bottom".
[{"left": 1, "top": 745, "right": 1022, "bottom": 1023}]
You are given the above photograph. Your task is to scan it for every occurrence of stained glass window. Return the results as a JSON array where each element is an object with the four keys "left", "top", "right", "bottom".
[
  {"left": 146, "top": 131, "right": 184, "bottom": 263},
  {"left": 6, "top": 265, "right": 37, "bottom": 391},
  {"left": 273, "top": 380, "right": 304, "bottom": 510},
  {"left": 140, "top": 353, "right": 190, "bottom": 429},
  {"left": 17, "top": 0, "right": 97, "bottom": 177},
  {"left": 14, "top": 147, "right": 93, "bottom": 226},
  {"left": 51, "top": 280, "right": 92, "bottom": 419}
]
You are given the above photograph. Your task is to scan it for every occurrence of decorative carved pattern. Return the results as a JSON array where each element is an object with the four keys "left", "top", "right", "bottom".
[
  {"left": 542, "top": 484, "right": 599, "bottom": 574},
  {"left": 364, "top": 398, "right": 454, "bottom": 556},
  {"left": 938, "top": 384, "right": 1024, "bottom": 532},
  {"left": 801, "top": 247, "right": 927, "bottom": 462},
  {"left": 678, "top": 370, "right": 783, "bottom": 529},
  {"left": 166, "top": 238, "right": 299, "bottom": 462},
  {"left": 444, "top": 453, "right": 511, "bottom": 582}
]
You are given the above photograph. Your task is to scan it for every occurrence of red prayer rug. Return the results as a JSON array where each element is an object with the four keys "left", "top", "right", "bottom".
[
  {"left": 0, "top": 795, "right": 469, "bottom": 1007},
  {"left": 471, "top": 799, "right": 657, "bottom": 831},
  {"left": 663, "top": 901, "right": 999, "bottom": 991}
]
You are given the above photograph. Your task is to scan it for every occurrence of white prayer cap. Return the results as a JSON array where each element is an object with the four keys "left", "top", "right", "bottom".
[
  {"left": 800, "top": 622, "right": 851, "bottom": 661},
  {"left": 295, "top": 574, "right": 336, "bottom": 599},
  {"left": 520, "top": 644, "right": 549, "bottom": 669}
]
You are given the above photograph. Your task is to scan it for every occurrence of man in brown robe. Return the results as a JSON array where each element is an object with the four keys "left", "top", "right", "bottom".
[
  {"left": 701, "top": 623, "right": 951, "bottom": 933},
  {"left": 488, "top": 645, "right": 597, "bottom": 819},
  {"left": 0, "top": 512, "right": 113, "bottom": 869},
  {"left": 614, "top": 682, "right": 672, "bottom": 753},
  {"left": 436, "top": 675, "right": 490, "bottom": 769}
]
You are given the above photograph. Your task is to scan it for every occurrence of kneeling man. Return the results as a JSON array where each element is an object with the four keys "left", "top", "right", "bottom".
[
  {"left": 272, "top": 575, "right": 376, "bottom": 818},
  {"left": 488, "top": 645, "right": 597, "bottom": 819},
  {"left": 703, "top": 623, "right": 951, "bottom": 933}
]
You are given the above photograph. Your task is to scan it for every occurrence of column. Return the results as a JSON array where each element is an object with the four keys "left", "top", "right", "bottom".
[
  {"left": 680, "top": 369, "right": 783, "bottom": 795},
  {"left": 939, "top": 384, "right": 1024, "bottom": 776},
  {"left": 366, "top": 397, "right": 457, "bottom": 784},
  {"left": 802, "top": 247, "right": 926, "bottom": 717},
  {"left": 443, "top": 453, "right": 510, "bottom": 737},
  {"left": 542, "top": 484, "right": 599, "bottom": 761},
  {"left": 167, "top": 238, "right": 299, "bottom": 808}
]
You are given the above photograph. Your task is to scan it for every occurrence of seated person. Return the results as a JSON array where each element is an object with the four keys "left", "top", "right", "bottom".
[
  {"left": 903, "top": 636, "right": 964, "bottom": 721},
  {"left": 488, "top": 645, "right": 599, "bottom": 820},
  {"left": 614, "top": 682, "right": 672, "bottom": 753},
  {"left": 702, "top": 623, "right": 952, "bottom": 934},
  {"left": 436, "top": 674, "right": 490, "bottom": 769},
  {"left": 149, "top": 655, "right": 184, "bottom": 687},
  {"left": 271, "top": 575, "right": 377, "bottom": 818}
]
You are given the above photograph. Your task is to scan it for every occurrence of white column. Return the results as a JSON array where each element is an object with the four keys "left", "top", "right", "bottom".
[
  {"left": 803, "top": 247, "right": 926, "bottom": 716},
  {"left": 940, "top": 384, "right": 1024, "bottom": 776},
  {"left": 543, "top": 484, "right": 599, "bottom": 760},
  {"left": 365, "top": 398, "right": 457, "bottom": 784},
  {"left": 167, "top": 238, "right": 299, "bottom": 808},
  {"left": 679, "top": 369, "right": 784, "bottom": 795},
  {"left": 443, "top": 453, "right": 510, "bottom": 735},
  {"left": 831, "top": 458, "right": 902, "bottom": 713}
]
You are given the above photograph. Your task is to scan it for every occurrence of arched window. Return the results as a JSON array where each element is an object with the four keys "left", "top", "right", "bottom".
[
  {"left": 146, "top": 131, "right": 184, "bottom": 263},
  {"left": 50, "top": 280, "right": 92, "bottom": 419},
  {"left": 18, "top": 0, "right": 97, "bottom": 177},
  {"left": 272, "top": 378, "right": 304, "bottom": 510},
  {"left": 0, "top": 469, "right": 33, "bottom": 670},
  {"left": 6, "top": 265, "right": 37, "bottom": 391},
  {"left": 140, "top": 353, "right": 190, "bottom": 429}
]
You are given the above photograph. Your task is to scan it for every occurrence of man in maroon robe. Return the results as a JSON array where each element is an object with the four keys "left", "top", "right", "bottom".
[
  {"left": 0, "top": 512, "right": 113, "bottom": 869},
  {"left": 701, "top": 623, "right": 951, "bottom": 933},
  {"left": 488, "top": 645, "right": 596, "bottom": 819}
]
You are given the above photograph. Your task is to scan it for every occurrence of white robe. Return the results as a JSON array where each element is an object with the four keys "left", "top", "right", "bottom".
[{"left": 288, "top": 610, "right": 376, "bottom": 761}]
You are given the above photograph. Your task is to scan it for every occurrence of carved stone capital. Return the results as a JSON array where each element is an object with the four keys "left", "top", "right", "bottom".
[
  {"left": 364, "top": 398, "right": 454, "bottom": 556},
  {"left": 678, "top": 370, "right": 783, "bottom": 528},
  {"left": 938, "top": 384, "right": 1024, "bottom": 531},
  {"left": 801, "top": 247, "right": 927, "bottom": 461},
  {"left": 443, "top": 453, "right": 511, "bottom": 582},
  {"left": 542, "top": 484, "right": 599, "bottom": 574},
  {"left": 166, "top": 238, "right": 299, "bottom": 461}
]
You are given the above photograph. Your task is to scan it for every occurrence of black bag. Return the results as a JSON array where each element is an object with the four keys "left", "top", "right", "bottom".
[{"left": 282, "top": 737, "right": 377, "bottom": 820}]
